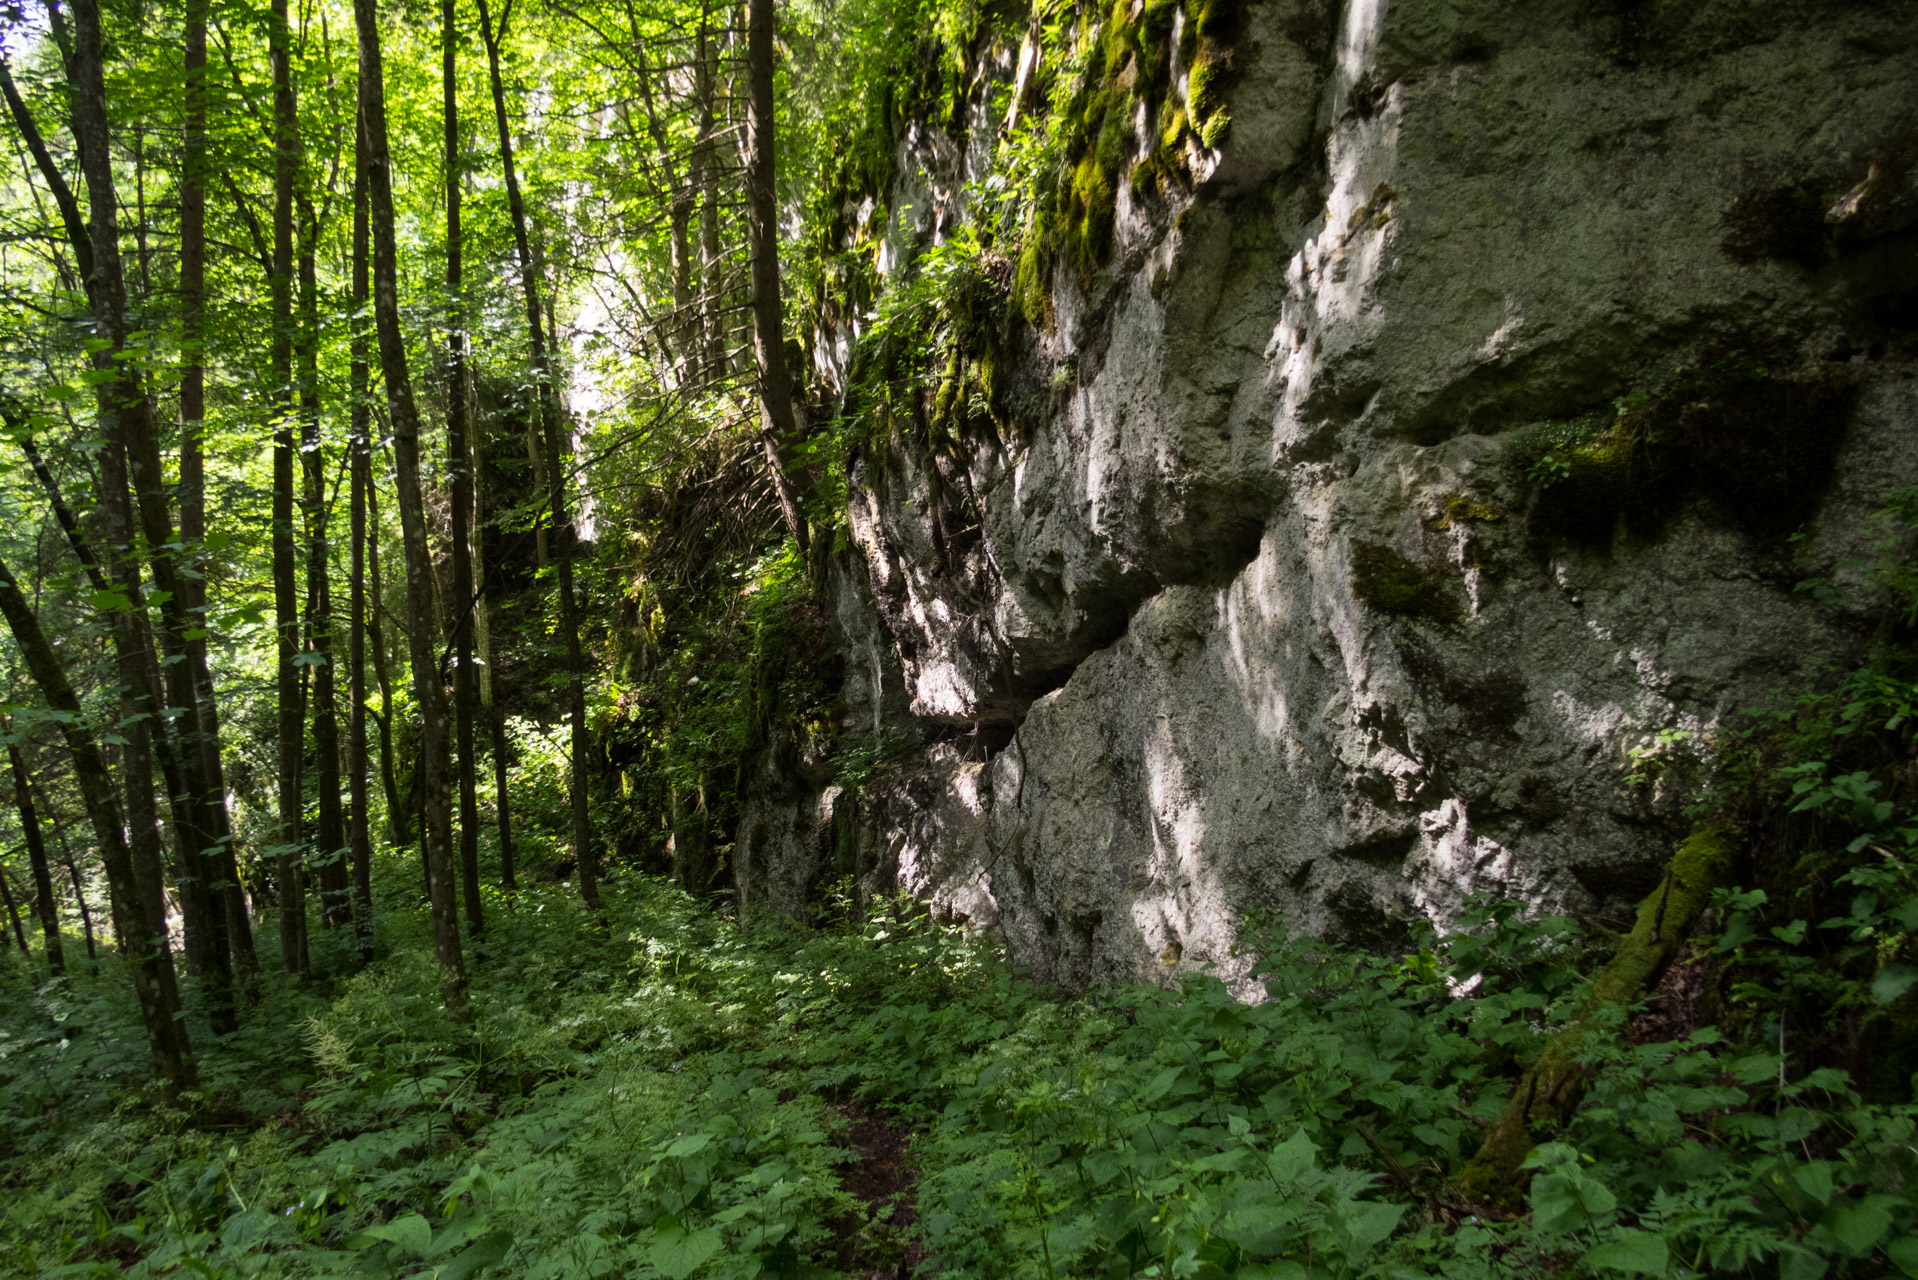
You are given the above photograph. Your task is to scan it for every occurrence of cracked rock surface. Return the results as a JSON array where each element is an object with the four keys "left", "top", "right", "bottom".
[{"left": 735, "top": 0, "right": 1918, "bottom": 987}]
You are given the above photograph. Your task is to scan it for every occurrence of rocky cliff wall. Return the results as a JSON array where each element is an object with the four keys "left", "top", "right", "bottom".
[{"left": 736, "top": 0, "right": 1918, "bottom": 987}]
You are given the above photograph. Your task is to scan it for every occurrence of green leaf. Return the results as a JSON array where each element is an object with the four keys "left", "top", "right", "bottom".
[
  {"left": 1584, "top": 1230, "right": 1670, "bottom": 1275},
  {"left": 1141, "top": 1065, "right": 1183, "bottom": 1103},
  {"left": 1532, "top": 1170, "right": 1617, "bottom": 1235},
  {"left": 1780, "top": 1245, "right": 1829, "bottom": 1280},
  {"left": 89, "top": 588, "right": 132, "bottom": 613},
  {"left": 1886, "top": 1236, "right": 1918, "bottom": 1279},
  {"left": 1267, "top": 1129, "right": 1316, "bottom": 1182},
  {"left": 1238, "top": 1265, "right": 1306, "bottom": 1280},
  {"left": 1731, "top": 1054, "right": 1785, "bottom": 1084},
  {"left": 663, "top": 1132, "right": 712, "bottom": 1159},
  {"left": 182, "top": 627, "right": 210, "bottom": 641},
  {"left": 1872, "top": 965, "right": 1918, "bottom": 1005},
  {"left": 648, "top": 1225, "right": 721, "bottom": 1280},
  {"left": 1342, "top": 1200, "right": 1403, "bottom": 1256},
  {"left": 1715, "top": 912, "right": 1762, "bottom": 953},
  {"left": 1823, "top": 1200, "right": 1893, "bottom": 1254},
  {"left": 361, "top": 1212, "right": 432, "bottom": 1256},
  {"left": 439, "top": 1228, "right": 513, "bottom": 1280},
  {"left": 1792, "top": 1162, "right": 1835, "bottom": 1206}
]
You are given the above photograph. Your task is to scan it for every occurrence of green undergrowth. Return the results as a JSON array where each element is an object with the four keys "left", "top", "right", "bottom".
[
  {"left": 3, "top": 864, "right": 1917, "bottom": 1277},
  {"left": 7, "top": 485, "right": 1909, "bottom": 1280},
  {"left": 601, "top": 541, "right": 840, "bottom": 890}
]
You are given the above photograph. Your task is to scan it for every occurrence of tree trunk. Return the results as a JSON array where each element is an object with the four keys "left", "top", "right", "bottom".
[
  {"left": 743, "top": 0, "right": 809, "bottom": 557},
  {"left": 444, "top": 0, "right": 484, "bottom": 939},
  {"left": 348, "top": 116, "right": 376, "bottom": 963},
  {"left": 479, "top": 0, "right": 599, "bottom": 910},
  {"left": 8, "top": 745, "right": 64, "bottom": 977},
  {"left": 270, "top": 0, "right": 309, "bottom": 979},
  {"left": 36, "top": 786, "right": 97, "bottom": 967},
  {"left": 11, "top": 429, "right": 228, "bottom": 1017},
  {"left": 0, "top": 865, "right": 25, "bottom": 956},
  {"left": 67, "top": 0, "right": 184, "bottom": 990},
  {"left": 300, "top": 204, "right": 352, "bottom": 937},
  {"left": 694, "top": 11, "right": 723, "bottom": 381},
  {"left": 474, "top": 454, "right": 517, "bottom": 892},
  {"left": 37, "top": 784, "right": 97, "bottom": 966},
  {"left": 368, "top": 476, "right": 409, "bottom": 847},
  {"left": 356, "top": 0, "right": 467, "bottom": 1010},
  {"left": 64, "top": 0, "right": 240, "bottom": 1024},
  {"left": 14, "top": 437, "right": 176, "bottom": 970},
  {"left": 0, "top": 554, "right": 194, "bottom": 1091}
]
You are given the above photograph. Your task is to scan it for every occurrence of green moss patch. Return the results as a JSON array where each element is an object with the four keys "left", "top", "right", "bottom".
[
  {"left": 1351, "top": 541, "right": 1463, "bottom": 624},
  {"left": 1014, "top": 0, "right": 1245, "bottom": 323},
  {"left": 1512, "top": 351, "right": 1858, "bottom": 545}
]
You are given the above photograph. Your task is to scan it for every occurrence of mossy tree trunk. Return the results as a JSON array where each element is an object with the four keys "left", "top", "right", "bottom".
[
  {"left": 1452, "top": 823, "right": 1737, "bottom": 1206},
  {"left": 743, "top": 0, "right": 809, "bottom": 559}
]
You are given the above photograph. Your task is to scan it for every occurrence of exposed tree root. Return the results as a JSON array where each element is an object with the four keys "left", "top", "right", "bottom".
[{"left": 1451, "top": 823, "right": 1737, "bottom": 1207}]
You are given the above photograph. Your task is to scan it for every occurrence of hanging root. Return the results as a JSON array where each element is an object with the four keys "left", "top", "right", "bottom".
[{"left": 1451, "top": 822, "right": 1737, "bottom": 1207}]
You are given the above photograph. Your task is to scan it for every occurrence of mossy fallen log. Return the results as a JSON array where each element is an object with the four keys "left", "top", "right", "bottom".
[{"left": 1451, "top": 823, "right": 1737, "bottom": 1206}]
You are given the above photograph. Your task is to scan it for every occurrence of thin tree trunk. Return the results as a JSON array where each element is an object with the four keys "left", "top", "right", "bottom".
[
  {"left": 368, "top": 478, "right": 408, "bottom": 846},
  {"left": 61, "top": 0, "right": 240, "bottom": 1022},
  {"left": 299, "top": 204, "right": 351, "bottom": 937},
  {"left": 182, "top": 0, "right": 256, "bottom": 987},
  {"left": 742, "top": 0, "right": 809, "bottom": 557},
  {"left": 270, "top": 0, "right": 309, "bottom": 978},
  {"left": 8, "top": 745, "right": 64, "bottom": 977},
  {"left": 357, "top": 0, "right": 467, "bottom": 1010},
  {"left": 694, "top": 11, "right": 722, "bottom": 380},
  {"left": 473, "top": 449, "right": 516, "bottom": 891},
  {"left": 479, "top": 0, "right": 598, "bottom": 910},
  {"left": 444, "top": 0, "right": 483, "bottom": 940},
  {"left": 37, "top": 781, "right": 97, "bottom": 966},
  {"left": 348, "top": 116, "right": 376, "bottom": 963},
  {"left": 0, "top": 865, "right": 25, "bottom": 956},
  {"left": 0, "top": 554, "right": 194, "bottom": 1091},
  {"left": 94, "top": 442, "right": 173, "bottom": 956}
]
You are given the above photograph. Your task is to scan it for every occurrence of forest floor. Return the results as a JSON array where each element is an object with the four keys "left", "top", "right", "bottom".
[{"left": 0, "top": 868, "right": 1913, "bottom": 1279}]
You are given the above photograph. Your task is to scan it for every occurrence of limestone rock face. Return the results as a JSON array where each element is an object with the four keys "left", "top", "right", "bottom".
[{"left": 735, "top": 0, "right": 1918, "bottom": 986}]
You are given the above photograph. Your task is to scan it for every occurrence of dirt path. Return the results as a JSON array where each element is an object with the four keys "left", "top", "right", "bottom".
[{"left": 832, "top": 1100, "right": 926, "bottom": 1278}]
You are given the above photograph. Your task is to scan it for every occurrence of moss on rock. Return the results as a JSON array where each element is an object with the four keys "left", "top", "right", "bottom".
[
  {"left": 1351, "top": 541, "right": 1463, "bottom": 623},
  {"left": 1514, "top": 351, "right": 1859, "bottom": 545},
  {"left": 1014, "top": 0, "right": 1245, "bottom": 324}
]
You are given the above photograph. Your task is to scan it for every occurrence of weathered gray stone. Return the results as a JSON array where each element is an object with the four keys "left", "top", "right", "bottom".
[{"left": 741, "top": 0, "right": 1918, "bottom": 987}]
